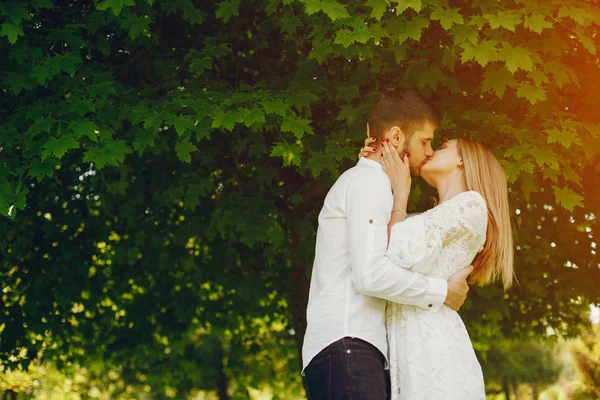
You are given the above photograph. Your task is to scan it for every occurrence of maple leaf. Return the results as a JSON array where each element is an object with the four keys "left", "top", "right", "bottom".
[
  {"left": 41, "top": 136, "right": 80, "bottom": 160},
  {"left": 175, "top": 138, "right": 197, "bottom": 163},
  {"left": 517, "top": 83, "right": 547, "bottom": 104},
  {"left": 398, "top": 16, "right": 428, "bottom": 44},
  {"left": 215, "top": 0, "right": 240, "bottom": 23},
  {"left": 430, "top": 7, "right": 464, "bottom": 31},
  {"left": 484, "top": 11, "right": 522, "bottom": 32},
  {"left": 281, "top": 116, "right": 314, "bottom": 139},
  {"left": 270, "top": 142, "right": 303, "bottom": 167},
  {"left": 481, "top": 66, "right": 517, "bottom": 98},
  {"left": 96, "top": 0, "right": 135, "bottom": 16},
  {"left": 366, "top": 0, "right": 389, "bottom": 21},
  {"left": 552, "top": 186, "right": 583, "bottom": 212}
]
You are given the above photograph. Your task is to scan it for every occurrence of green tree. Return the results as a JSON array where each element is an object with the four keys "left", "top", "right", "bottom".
[
  {"left": 0, "top": 0, "right": 599, "bottom": 397},
  {"left": 570, "top": 324, "right": 600, "bottom": 398},
  {"left": 481, "top": 339, "right": 562, "bottom": 399}
]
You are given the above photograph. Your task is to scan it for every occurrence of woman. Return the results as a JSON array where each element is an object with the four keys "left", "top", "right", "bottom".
[{"left": 362, "top": 137, "right": 514, "bottom": 399}]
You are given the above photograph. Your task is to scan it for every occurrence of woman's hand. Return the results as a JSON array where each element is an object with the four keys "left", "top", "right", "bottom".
[
  {"left": 357, "top": 137, "right": 377, "bottom": 160},
  {"left": 382, "top": 140, "right": 411, "bottom": 198}
]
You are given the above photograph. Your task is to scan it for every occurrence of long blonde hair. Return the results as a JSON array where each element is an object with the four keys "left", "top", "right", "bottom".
[{"left": 456, "top": 138, "right": 514, "bottom": 290}]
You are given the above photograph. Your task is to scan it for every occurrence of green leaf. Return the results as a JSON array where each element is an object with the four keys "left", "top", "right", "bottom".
[
  {"left": 441, "top": 48, "right": 458, "bottom": 72},
  {"left": 395, "top": 0, "right": 421, "bottom": 14},
  {"left": 481, "top": 66, "right": 517, "bottom": 98},
  {"left": 282, "top": 16, "right": 302, "bottom": 34},
  {"left": 215, "top": 0, "right": 240, "bottom": 22},
  {"left": 287, "top": 91, "right": 319, "bottom": 111},
  {"left": 243, "top": 108, "right": 266, "bottom": 127},
  {"left": 516, "top": 83, "right": 546, "bottom": 104},
  {"left": 3, "top": 71, "right": 31, "bottom": 95},
  {"left": 184, "top": 179, "right": 213, "bottom": 210},
  {"left": 41, "top": 136, "right": 80, "bottom": 160},
  {"left": 270, "top": 142, "right": 303, "bottom": 167},
  {"left": 168, "top": 115, "right": 195, "bottom": 136},
  {"left": 398, "top": 16, "right": 428, "bottom": 44},
  {"left": 366, "top": 0, "right": 388, "bottom": 21},
  {"left": 558, "top": 6, "right": 587, "bottom": 25},
  {"left": 29, "top": 158, "right": 59, "bottom": 183},
  {"left": 417, "top": 67, "right": 444, "bottom": 90},
  {"left": 69, "top": 120, "right": 100, "bottom": 142},
  {"left": 545, "top": 127, "right": 580, "bottom": 149},
  {"left": 499, "top": 44, "right": 534, "bottom": 73},
  {"left": 460, "top": 40, "right": 497, "bottom": 67},
  {"left": 306, "top": 151, "right": 333, "bottom": 177},
  {"left": 484, "top": 11, "right": 522, "bottom": 32},
  {"left": 523, "top": 13, "right": 552, "bottom": 34},
  {"left": 527, "top": 70, "right": 549, "bottom": 87},
  {"left": 230, "top": 108, "right": 251, "bottom": 123},
  {"left": 575, "top": 26, "right": 596, "bottom": 55},
  {"left": 500, "top": 158, "right": 535, "bottom": 184},
  {"left": 430, "top": 7, "right": 464, "bottom": 31},
  {"left": 132, "top": 128, "right": 157, "bottom": 154},
  {"left": 175, "top": 138, "right": 197, "bottom": 163},
  {"left": 552, "top": 186, "right": 583, "bottom": 212},
  {"left": 211, "top": 110, "right": 236, "bottom": 131},
  {"left": 29, "top": 65, "right": 53, "bottom": 87},
  {"left": 544, "top": 61, "right": 572, "bottom": 89},
  {"left": 334, "top": 25, "right": 373, "bottom": 48},
  {"left": 531, "top": 147, "right": 558, "bottom": 169},
  {"left": 281, "top": 116, "right": 314, "bottom": 139},
  {"left": 262, "top": 99, "right": 288, "bottom": 117},
  {"left": 337, "top": 104, "right": 358, "bottom": 127},
  {"left": 452, "top": 25, "right": 478, "bottom": 45},
  {"left": 96, "top": 0, "right": 135, "bottom": 16},
  {"left": 0, "top": 23, "right": 25, "bottom": 44},
  {"left": 82, "top": 137, "right": 131, "bottom": 169},
  {"left": 122, "top": 11, "right": 151, "bottom": 40},
  {"left": 301, "top": 0, "right": 350, "bottom": 21},
  {"left": 8, "top": 5, "right": 32, "bottom": 24}
]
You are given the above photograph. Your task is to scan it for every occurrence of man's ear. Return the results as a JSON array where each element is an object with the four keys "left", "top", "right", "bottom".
[{"left": 389, "top": 126, "right": 405, "bottom": 147}]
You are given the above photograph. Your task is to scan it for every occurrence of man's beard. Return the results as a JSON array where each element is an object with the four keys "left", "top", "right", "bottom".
[{"left": 400, "top": 142, "right": 420, "bottom": 176}]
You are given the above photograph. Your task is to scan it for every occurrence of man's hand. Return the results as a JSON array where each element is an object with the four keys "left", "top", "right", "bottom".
[{"left": 444, "top": 266, "right": 473, "bottom": 311}]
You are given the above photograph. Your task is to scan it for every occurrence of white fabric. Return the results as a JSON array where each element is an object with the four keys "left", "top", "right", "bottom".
[
  {"left": 385, "top": 190, "right": 488, "bottom": 400},
  {"left": 302, "top": 158, "right": 448, "bottom": 372}
]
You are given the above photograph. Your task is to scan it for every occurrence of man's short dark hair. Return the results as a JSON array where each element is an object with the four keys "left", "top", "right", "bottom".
[{"left": 368, "top": 88, "right": 442, "bottom": 143}]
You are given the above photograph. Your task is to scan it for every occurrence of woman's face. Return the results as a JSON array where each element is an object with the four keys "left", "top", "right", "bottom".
[{"left": 420, "top": 139, "right": 463, "bottom": 185}]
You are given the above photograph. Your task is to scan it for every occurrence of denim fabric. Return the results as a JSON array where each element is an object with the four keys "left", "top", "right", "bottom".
[{"left": 304, "top": 337, "right": 391, "bottom": 400}]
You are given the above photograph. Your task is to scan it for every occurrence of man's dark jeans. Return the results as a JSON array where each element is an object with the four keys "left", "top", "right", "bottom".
[{"left": 304, "top": 337, "right": 391, "bottom": 400}]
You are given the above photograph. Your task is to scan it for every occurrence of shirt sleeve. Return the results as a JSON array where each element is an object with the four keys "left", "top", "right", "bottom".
[
  {"left": 346, "top": 169, "right": 448, "bottom": 311},
  {"left": 386, "top": 191, "right": 488, "bottom": 269}
]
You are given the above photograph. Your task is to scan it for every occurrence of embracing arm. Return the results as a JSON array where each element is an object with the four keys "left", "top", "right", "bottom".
[
  {"left": 386, "top": 191, "right": 488, "bottom": 269},
  {"left": 346, "top": 172, "right": 447, "bottom": 311}
]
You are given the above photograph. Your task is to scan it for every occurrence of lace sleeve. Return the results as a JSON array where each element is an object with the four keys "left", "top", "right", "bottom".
[{"left": 386, "top": 191, "right": 488, "bottom": 268}]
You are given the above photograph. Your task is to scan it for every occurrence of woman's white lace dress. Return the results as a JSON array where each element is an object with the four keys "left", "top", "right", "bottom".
[{"left": 385, "top": 190, "right": 488, "bottom": 400}]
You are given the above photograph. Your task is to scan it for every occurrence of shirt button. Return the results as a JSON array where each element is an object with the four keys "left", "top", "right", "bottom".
[
  {"left": 428, "top": 304, "right": 433, "bottom": 308},
  {"left": 347, "top": 350, "right": 351, "bottom": 354},
  {"left": 369, "top": 219, "right": 373, "bottom": 224}
]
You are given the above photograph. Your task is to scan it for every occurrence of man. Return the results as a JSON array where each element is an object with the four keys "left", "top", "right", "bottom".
[{"left": 302, "top": 88, "right": 473, "bottom": 400}]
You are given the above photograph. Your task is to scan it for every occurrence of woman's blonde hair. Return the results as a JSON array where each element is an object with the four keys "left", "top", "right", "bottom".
[{"left": 456, "top": 138, "right": 515, "bottom": 290}]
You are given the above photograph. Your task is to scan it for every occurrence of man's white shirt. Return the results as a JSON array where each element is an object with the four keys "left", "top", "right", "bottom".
[{"left": 302, "top": 157, "right": 448, "bottom": 372}]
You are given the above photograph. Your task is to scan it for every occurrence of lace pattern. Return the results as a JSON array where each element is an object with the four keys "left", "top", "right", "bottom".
[{"left": 386, "top": 191, "right": 488, "bottom": 399}]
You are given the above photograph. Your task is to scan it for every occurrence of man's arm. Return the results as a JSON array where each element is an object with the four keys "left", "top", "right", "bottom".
[{"left": 346, "top": 170, "right": 448, "bottom": 311}]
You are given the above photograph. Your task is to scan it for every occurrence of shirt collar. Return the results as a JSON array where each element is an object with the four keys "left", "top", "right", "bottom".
[{"left": 358, "top": 157, "right": 383, "bottom": 170}]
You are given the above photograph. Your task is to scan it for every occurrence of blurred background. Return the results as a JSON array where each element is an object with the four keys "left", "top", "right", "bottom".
[{"left": 1, "top": 0, "right": 599, "bottom": 399}]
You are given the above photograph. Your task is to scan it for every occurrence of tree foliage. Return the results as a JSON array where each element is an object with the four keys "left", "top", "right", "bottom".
[{"left": 0, "top": 0, "right": 599, "bottom": 397}]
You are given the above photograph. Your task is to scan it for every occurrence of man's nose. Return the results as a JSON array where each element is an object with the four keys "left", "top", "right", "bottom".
[{"left": 425, "top": 147, "right": 434, "bottom": 157}]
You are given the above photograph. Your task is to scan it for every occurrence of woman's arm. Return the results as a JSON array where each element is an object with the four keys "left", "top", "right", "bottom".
[
  {"left": 380, "top": 140, "right": 411, "bottom": 241},
  {"left": 388, "top": 193, "right": 408, "bottom": 242},
  {"left": 386, "top": 191, "right": 488, "bottom": 269}
]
